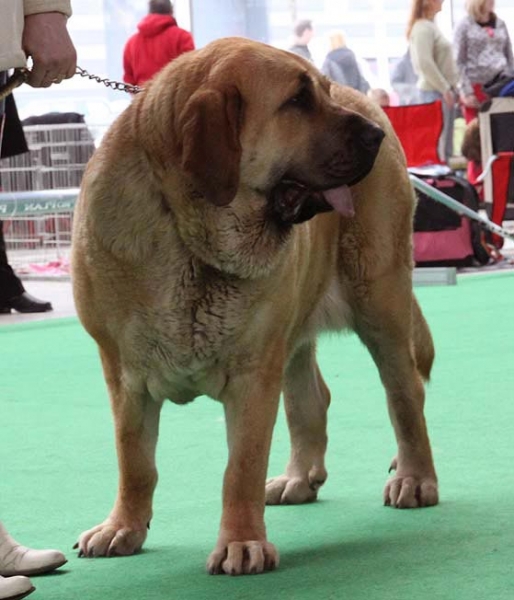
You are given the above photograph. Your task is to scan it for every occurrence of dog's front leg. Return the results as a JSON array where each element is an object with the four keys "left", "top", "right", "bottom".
[
  {"left": 76, "top": 347, "right": 162, "bottom": 557},
  {"left": 207, "top": 371, "right": 282, "bottom": 575}
]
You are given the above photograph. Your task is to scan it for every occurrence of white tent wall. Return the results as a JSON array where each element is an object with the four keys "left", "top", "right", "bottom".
[{"left": 10, "top": 1, "right": 514, "bottom": 120}]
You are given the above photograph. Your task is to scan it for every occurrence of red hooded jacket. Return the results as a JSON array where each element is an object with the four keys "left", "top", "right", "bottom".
[{"left": 123, "top": 14, "right": 195, "bottom": 86}]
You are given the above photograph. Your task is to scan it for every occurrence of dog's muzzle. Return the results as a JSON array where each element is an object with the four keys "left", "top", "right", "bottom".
[{"left": 269, "top": 121, "right": 385, "bottom": 226}]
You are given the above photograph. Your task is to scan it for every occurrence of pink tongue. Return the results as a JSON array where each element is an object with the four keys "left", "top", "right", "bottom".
[{"left": 323, "top": 185, "right": 354, "bottom": 217}]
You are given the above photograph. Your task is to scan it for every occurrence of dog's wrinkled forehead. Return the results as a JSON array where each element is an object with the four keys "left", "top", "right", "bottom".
[{"left": 205, "top": 39, "right": 330, "bottom": 105}]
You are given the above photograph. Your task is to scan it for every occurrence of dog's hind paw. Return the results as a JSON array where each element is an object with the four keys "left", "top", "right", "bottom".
[
  {"left": 207, "top": 540, "right": 279, "bottom": 575},
  {"left": 383, "top": 475, "right": 438, "bottom": 508},
  {"left": 75, "top": 519, "right": 148, "bottom": 557},
  {"left": 265, "top": 473, "right": 324, "bottom": 505}
]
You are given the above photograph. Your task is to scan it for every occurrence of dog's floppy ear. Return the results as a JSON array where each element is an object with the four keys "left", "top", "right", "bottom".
[{"left": 179, "top": 86, "right": 243, "bottom": 206}]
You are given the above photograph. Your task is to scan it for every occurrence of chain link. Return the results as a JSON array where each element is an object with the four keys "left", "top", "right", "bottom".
[
  {"left": 0, "top": 66, "right": 142, "bottom": 100},
  {"left": 75, "top": 66, "right": 143, "bottom": 94}
]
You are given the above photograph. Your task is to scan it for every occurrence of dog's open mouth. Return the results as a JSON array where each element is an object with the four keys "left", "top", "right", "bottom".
[{"left": 269, "top": 179, "right": 356, "bottom": 225}]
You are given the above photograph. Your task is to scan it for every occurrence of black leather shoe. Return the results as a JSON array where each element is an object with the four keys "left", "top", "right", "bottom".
[{"left": 0, "top": 292, "right": 53, "bottom": 314}]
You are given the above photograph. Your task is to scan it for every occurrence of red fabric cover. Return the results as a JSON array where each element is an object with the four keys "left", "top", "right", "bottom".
[
  {"left": 467, "top": 159, "right": 484, "bottom": 203},
  {"left": 471, "top": 83, "right": 489, "bottom": 104},
  {"left": 382, "top": 101, "right": 444, "bottom": 167},
  {"left": 413, "top": 219, "right": 473, "bottom": 263},
  {"left": 467, "top": 159, "right": 482, "bottom": 184},
  {"left": 489, "top": 152, "right": 514, "bottom": 249},
  {"left": 123, "top": 14, "right": 195, "bottom": 86},
  {"left": 462, "top": 104, "right": 479, "bottom": 124}
]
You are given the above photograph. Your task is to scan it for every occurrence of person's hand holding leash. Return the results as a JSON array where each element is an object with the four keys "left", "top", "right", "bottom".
[{"left": 22, "top": 12, "right": 76, "bottom": 87}]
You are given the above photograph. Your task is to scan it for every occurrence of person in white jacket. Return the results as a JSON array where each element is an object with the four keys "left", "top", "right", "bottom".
[
  {"left": 0, "top": 0, "right": 77, "bottom": 316},
  {"left": 0, "top": 0, "right": 76, "bottom": 86},
  {"left": 0, "top": 4, "right": 76, "bottom": 596}
]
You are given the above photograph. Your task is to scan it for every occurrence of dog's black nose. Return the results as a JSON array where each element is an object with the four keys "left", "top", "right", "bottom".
[{"left": 360, "top": 123, "right": 385, "bottom": 151}]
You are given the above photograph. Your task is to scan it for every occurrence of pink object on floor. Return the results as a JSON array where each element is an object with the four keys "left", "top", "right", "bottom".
[{"left": 27, "top": 259, "right": 70, "bottom": 276}]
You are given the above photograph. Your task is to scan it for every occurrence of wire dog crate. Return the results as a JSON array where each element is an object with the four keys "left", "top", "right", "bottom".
[{"left": 0, "top": 123, "right": 95, "bottom": 277}]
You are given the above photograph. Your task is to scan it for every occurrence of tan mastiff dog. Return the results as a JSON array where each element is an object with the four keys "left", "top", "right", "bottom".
[{"left": 72, "top": 37, "right": 438, "bottom": 575}]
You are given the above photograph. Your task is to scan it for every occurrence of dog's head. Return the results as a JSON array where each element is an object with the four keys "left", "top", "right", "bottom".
[
  {"left": 461, "top": 118, "right": 481, "bottom": 164},
  {"left": 144, "top": 38, "right": 384, "bottom": 226}
]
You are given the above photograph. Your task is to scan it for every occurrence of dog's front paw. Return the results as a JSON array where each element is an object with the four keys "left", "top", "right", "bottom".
[
  {"left": 383, "top": 474, "right": 438, "bottom": 508},
  {"left": 207, "top": 540, "right": 279, "bottom": 575},
  {"left": 265, "top": 473, "right": 325, "bottom": 505},
  {"left": 75, "top": 519, "right": 148, "bottom": 557}
]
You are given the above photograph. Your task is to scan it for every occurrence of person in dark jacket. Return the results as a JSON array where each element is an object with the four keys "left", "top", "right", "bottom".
[
  {"left": 0, "top": 92, "right": 53, "bottom": 314},
  {"left": 288, "top": 19, "right": 314, "bottom": 62},
  {"left": 390, "top": 49, "right": 419, "bottom": 105},
  {"left": 123, "top": 0, "right": 195, "bottom": 87},
  {"left": 321, "top": 32, "right": 370, "bottom": 94}
]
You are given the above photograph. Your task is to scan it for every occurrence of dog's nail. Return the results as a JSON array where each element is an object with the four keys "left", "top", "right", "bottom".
[
  {"left": 73, "top": 542, "right": 78, "bottom": 549},
  {"left": 77, "top": 549, "right": 84, "bottom": 558},
  {"left": 147, "top": 521, "right": 151, "bottom": 530}
]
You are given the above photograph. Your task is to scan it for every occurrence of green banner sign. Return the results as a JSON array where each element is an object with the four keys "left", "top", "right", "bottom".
[{"left": 0, "top": 189, "right": 79, "bottom": 217}]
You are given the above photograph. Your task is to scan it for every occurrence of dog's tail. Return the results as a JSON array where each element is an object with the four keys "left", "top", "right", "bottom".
[{"left": 412, "top": 295, "right": 434, "bottom": 381}]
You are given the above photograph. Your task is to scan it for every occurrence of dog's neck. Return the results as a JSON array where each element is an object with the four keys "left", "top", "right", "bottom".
[{"left": 161, "top": 181, "right": 295, "bottom": 281}]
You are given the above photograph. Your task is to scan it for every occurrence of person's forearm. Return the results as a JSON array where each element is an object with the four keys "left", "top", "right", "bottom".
[
  {"left": 23, "top": 0, "right": 72, "bottom": 17},
  {"left": 22, "top": 11, "right": 77, "bottom": 86},
  {"left": 459, "top": 71, "right": 473, "bottom": 97}
]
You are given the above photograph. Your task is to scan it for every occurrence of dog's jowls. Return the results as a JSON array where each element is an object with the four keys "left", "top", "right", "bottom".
[{"left": 71, "top": 37, "right": 438, "bottom": 576}]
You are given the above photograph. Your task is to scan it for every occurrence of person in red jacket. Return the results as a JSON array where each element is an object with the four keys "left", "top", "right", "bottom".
[{"left": 123, "top": 0, "right": 195, "bottom": 87}]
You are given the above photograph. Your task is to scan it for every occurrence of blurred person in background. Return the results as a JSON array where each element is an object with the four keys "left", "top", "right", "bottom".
[
  {"left": 390, "top": 49, "right": 419, "bottom": 105},
  {"left": 123, "top": 0, "right": 195, "bottom": 87},
  {"left": 321, "top": 31, "right": 370, "bottom": 94},
  {"left": 288, "top": 19, "right": 314, "bottom": 62},
  {"left": 0, "top": 0, "right": 76, "bottom": 315},
  {"left": 0, "top": 93, "right": 54, "bottom": 315},
  {"left": 407, "top": 0, "right": 459, "bottom": 162},
  {"left": 367, "top": 88, "right": 391, "bottom": 107},
  {"left": 454, "top": 0, "right": 514, "bottom": 124},
  {"left": 0, "top": 0, "right": 75, "bottom": 597}
]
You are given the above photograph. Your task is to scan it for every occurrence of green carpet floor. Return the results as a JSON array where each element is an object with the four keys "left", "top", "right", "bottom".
[{"left": 1, "top": 272, "right": 514, "bottom": 600}]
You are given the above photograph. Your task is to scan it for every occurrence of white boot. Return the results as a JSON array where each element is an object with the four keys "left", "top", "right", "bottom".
[
  {"left": 0, "top": 523, "right": 66, "bottom": 577},
  {"left": 0, "top": 574, "right": 34, "bottom": 600}
]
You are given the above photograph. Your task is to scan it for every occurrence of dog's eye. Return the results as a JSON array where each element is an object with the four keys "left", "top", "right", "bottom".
[{"left": 284, "top": 87, "right": 313, "bottom": 111}]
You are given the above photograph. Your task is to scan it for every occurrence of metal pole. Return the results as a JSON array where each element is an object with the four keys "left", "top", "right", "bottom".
[
  {"left": 289, "top": 0, "right": 297, "bottom": 23},
  {"left": 409, "top": 174, "right": 514, "bottom": 242}
]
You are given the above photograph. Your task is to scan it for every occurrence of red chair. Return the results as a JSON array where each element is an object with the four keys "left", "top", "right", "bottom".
[
  {"left": 481, "top": 152, "right": 514, "bottom": 249},
  {"left": 382, "top": 101, "right": 489, "bottom": 267},
  {"left": 382, "top": 101, "right": 444, "bottom": 167},
  {"left": 478, "top": 98, "right": 514, "bottom": 249}
]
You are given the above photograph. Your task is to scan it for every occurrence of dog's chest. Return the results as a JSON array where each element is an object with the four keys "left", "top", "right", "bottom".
[{"left": 122, "top": 270, "right": 250, "bottom": 402}]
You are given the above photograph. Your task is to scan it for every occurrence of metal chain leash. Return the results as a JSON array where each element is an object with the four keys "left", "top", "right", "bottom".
[
  {"left": 75, "top": 66, "right": 142, "bottom": 94},
  {"left": 0, "top": 66, "right": 143, "bottom": 101}
]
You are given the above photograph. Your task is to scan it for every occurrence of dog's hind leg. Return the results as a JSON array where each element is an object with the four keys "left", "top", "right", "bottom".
[
  {"left": 265, "top": 341, "right": 330, "bottom": 505},
  {"left": 353, "top": 276, "right": 438, "bottom": 509},
  {"left": 412, "top": 294, "right": 434, "bottom": 382},
  {"left": 388, "top": 293, "right": 434, "bottom": 473},
  {"left": 76, "top": 345, "right": 162, "bottom": 557}
]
